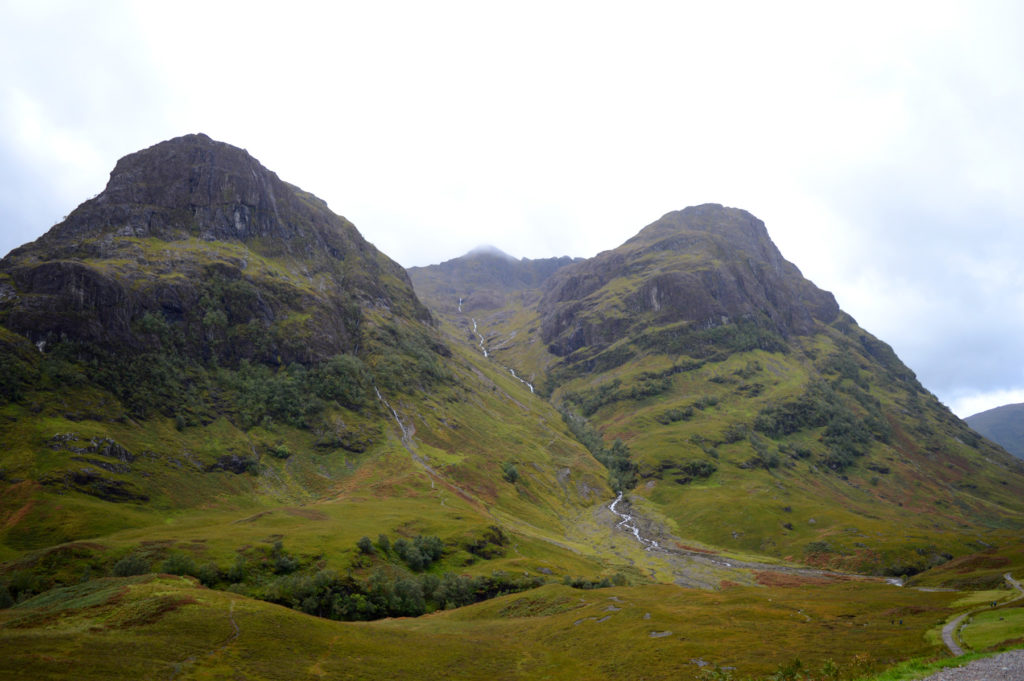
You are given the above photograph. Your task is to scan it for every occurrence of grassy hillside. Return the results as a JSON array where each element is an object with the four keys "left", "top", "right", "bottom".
[{"left": 0, "top": 572, "right": 979, "bottom": 680}]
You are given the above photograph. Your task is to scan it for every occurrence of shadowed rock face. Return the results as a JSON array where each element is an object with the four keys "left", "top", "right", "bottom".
[
  {"left": 538, "top": 204, "right": 840, "bottom": 357},
  {"left": 23, "top": 133, "right": 360, "bottom": 251},
  {"left": 0, "top": 133, "right": 430, "bottom": 364}
]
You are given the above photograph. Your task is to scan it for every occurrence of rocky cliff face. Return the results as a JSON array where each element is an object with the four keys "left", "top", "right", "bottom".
[
  {"left": 0, "top": 133, "right": 431, "bottom": 365},
  {"left": 538, "top": 204, "right": 840, "bottom": 359}
]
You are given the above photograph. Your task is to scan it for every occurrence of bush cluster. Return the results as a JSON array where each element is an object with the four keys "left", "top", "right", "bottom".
[
  {"left": 559, "top": 407, "right": 636, "bottom": 491},
  {"left": 265, "top": 567, "right": 546, "bottom": 620},
  {"left": 753, "top": 381, "right": 891, "bottom": 472}
]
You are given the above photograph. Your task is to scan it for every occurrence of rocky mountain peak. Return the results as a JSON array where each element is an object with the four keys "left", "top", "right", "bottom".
[
  {"left": 538, "top": 206, "right": 840, "bottom": 360},
  {"left": 626, "top": 204, "right": 786, "bottom": 269},
  {"left": 0, "top": 133, "right": 432, "bottom": 365},
  {"left": 25, "top": 133, "right": 337, "bottom": 252}
]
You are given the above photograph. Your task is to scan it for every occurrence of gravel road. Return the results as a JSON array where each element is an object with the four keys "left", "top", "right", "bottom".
[{"left": 917, "top": 650, "right": 1024, "bottom": 681}]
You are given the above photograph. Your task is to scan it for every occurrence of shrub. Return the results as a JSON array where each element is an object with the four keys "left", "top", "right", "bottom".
[
  {"left": 267, "top": 443, "right": 292, "bottom": 459},
  {"left": 655, "top": 406, "right": 693, "bottom": 424},
  {"left": 196, "top": 562, "right": 221, "bottom": 587},
  {"left": 226, "top": 554, "right": 247, "bottom": 583},
  {"left": 161, "top": 552, "right": 198, "bottom": 576},
  {"left": 112, "top": 552, "right": 150, "bottom": 577},
  {"left": 389, "top": 535, "right": 445, "bottom": 571},
  {"left": 804, "top": 541, "right": 832, "bottom": 555},
  {"left": 501, "top": 461, "right": 519, "bottom": 484}
]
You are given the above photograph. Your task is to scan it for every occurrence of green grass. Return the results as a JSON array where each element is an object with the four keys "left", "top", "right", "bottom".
[
  {"left": 0, "top": 574, "right": 972, "bottom": 680},
  {"left": 961, "top": 607, "right": 1024, "bottom": 650}
]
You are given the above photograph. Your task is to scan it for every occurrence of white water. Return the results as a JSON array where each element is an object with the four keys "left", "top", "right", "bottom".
[
  {"left": 374, "top": 386, "right": 409, "bottom": 442},
  {"left": 509, "top": 368, "right": 534, "bottom": 393},
  {"left": 462, "top": 297, "right": 538, "bottom": 397},
  {"left": 608, "top": 493, "right": 660, "bottom": 551},
  {"left": 471, "top": 318, "right": 489, "bottom": 357}
]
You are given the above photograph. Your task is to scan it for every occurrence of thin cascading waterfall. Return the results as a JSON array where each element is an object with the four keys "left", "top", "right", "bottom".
[
  {"left": 463, "top": 301, "right": 535, "bottom": 397},
  {"left": 509, "top": 367, "right": 534, "bottom": 393},
  {"left": 472, "top": 318, "right": 489, "bottom": 357},
  {"left": 374, "top": 385, "right": 409, "bottom": 442}
]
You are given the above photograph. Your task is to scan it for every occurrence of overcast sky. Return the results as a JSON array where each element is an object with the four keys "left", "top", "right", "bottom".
[{"left": 2, "top": 0, "right": 1022, "bottom": 418}]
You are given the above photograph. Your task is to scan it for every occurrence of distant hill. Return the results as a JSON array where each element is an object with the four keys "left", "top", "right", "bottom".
[
  {"left": 408, "top": 248, "right": 579, "bottom": 314},
  {"left": 966, "top": 403, "right": 1024, "bottom": 459}
]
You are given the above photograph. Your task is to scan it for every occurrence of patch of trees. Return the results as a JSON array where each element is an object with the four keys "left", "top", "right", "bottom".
[
  {"left": 356, "top": 533, "right": 445, "bottom": 571},
  {"left": 363, "top": 320, "right": 451, "bottom": 393},
  {"left": 262, "top": 566, "right": 547, "bottom": 620},
  {"left": 562, "top": 573, "right": 628, "bottom": 589},
  {"left": 638, "top": 319, "right": 787, "bottom": 360},
  {"left": 559, "top": 407, "right": 636, "bottom": 491},
  {"left": 655, "top": 405, "right": 694, "bottom": 425},
  {"left": 654, "top": 459, "right": 717, "bottom": 484},
  {"left": 560, "top": 361, "right": 703, "bottom": 417},
  {"left": 753, "top": 381, "right": 891, "bottom": 472},
  {"left": 562, "top": 376, "right": 671, "bottom": 417}
]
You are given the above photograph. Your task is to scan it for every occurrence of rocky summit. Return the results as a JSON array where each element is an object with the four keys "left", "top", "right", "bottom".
[
  {"left": 0, "top": 133, "right": 429, "bottom": 367},
  {"left": 539, "top": 204, "right": 839, "bottom": 360},
  {"left": 2, "top": 135, "right": 1024, "bottom": 681}
]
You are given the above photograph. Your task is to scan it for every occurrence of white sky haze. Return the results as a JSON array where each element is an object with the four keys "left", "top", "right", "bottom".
[{"left": 1, "top": 0, "right": 1022, "bottom": 418}]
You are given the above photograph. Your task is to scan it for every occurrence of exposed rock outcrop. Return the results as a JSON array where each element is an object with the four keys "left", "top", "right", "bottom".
[
  {"left": 0, "top": 133, "right": 431, "bottom": 365},
  {"left": 538, "top": 204, "right": 840, "bottom": 358}
]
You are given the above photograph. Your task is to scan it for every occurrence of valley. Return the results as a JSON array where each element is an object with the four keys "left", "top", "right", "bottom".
[{"left": 2, "top": 134, "right": 1023, "bottom": 679}]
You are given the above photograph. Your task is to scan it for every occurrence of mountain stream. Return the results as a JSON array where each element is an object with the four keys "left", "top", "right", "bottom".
[
  {"left": 462, "top": 301, "right": 535, "bottom": 393},
  {"left": 608, "top": 492, "right": 660, "bottom": 551}
]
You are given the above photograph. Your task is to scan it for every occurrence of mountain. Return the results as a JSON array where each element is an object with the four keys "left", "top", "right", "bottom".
[
  {"left": 3, "top": 138, "right": 1024, "bottom": 679},
  {"left": 1, "top": 133, "right": 429, "bottom": 364},
  {"left": 408, "top": 247, "right": 579, "bottom": 313},
  {"left": 413, "top": 204, "right": 1024, "bottom": 575},
  {"left": 538, "top": 205, "right": 840, "bottom": 362},
  {"left": 408, "top": 248, "right": 580, "bottom": 389},
  {"left": 966, "top": 403, "right": 1024, "bottom": 459},
  {"left": 0, "top": 133, "right": 611, "bottom": 599}
]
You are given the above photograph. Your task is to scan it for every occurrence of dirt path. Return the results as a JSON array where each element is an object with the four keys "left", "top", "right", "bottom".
[
  {"left": 941, "top": 612, "right": 969, "bottom": 656},
  {"left": 1006, "top": 572, "right": 1024, "bottom": 596},
  {"left": 940, "top": 572, "right": 1023, "bottom": 657}
]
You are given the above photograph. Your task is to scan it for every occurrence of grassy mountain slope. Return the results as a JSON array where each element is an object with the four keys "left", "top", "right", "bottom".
[
  {"left": 412, "top": 205, "right": 1024, "bottom": 577},
  {"left": 0, "top": 134, "right": 618, "bottom": 613}
]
